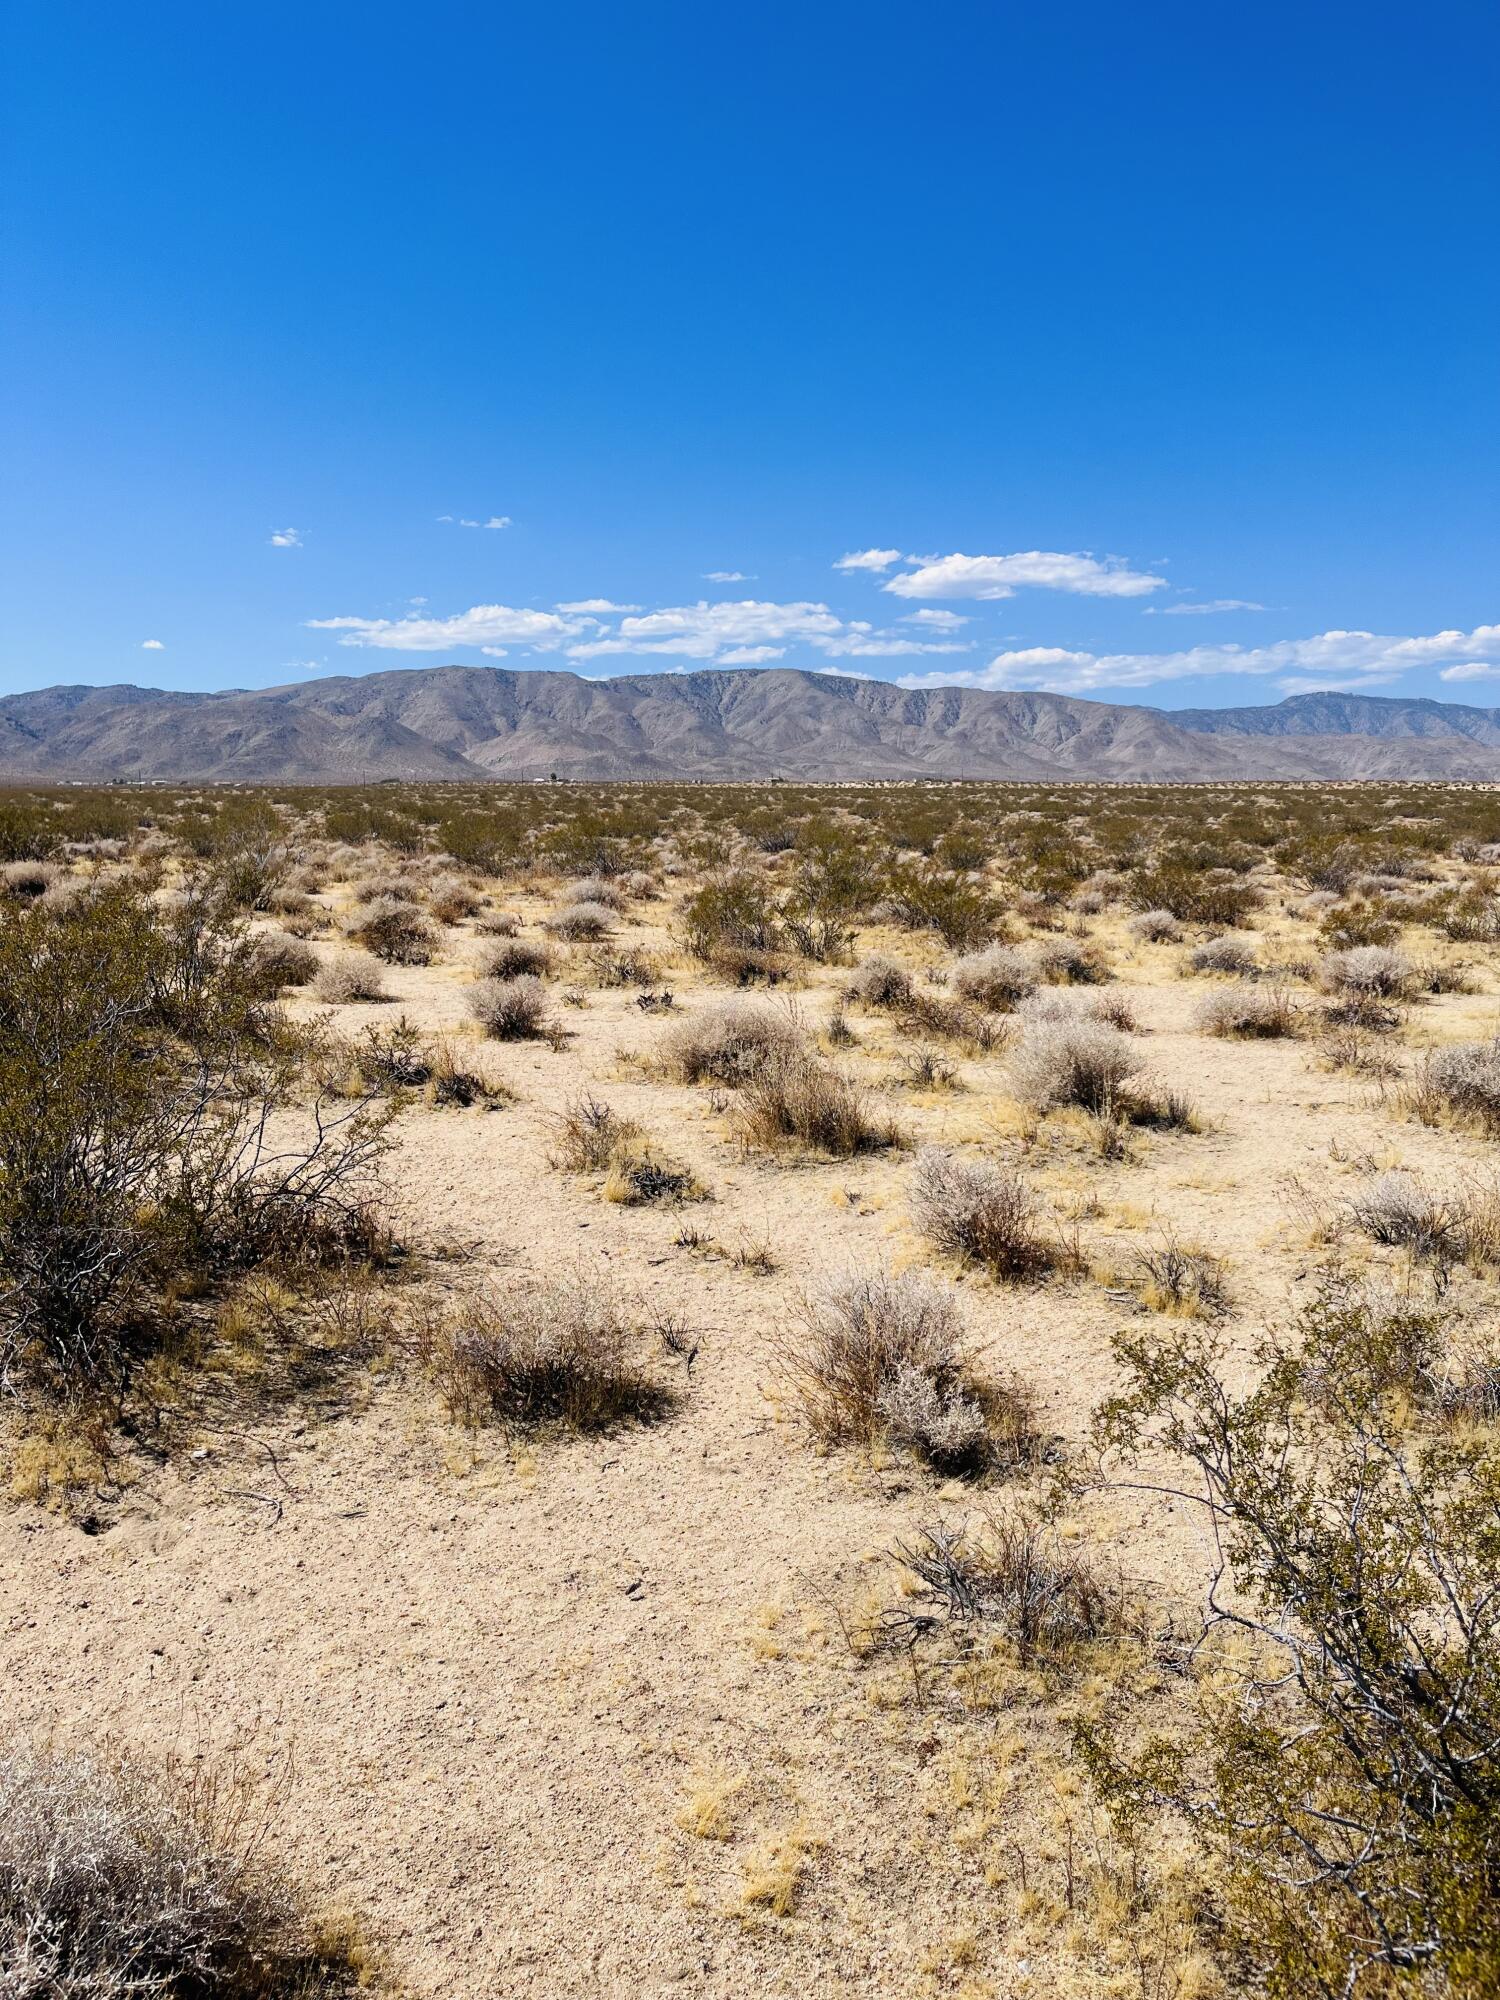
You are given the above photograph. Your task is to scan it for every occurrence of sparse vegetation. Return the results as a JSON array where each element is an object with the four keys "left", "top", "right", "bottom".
[
  {"left": 422, "top": 1273, "right": 674, "bottom": 1431},
  {"left": 0, "top": 1740, "right": 371, "bottom": 1999},
  {"left": 910, "top": 1147, "right": 1074, "bottom": 1282}
]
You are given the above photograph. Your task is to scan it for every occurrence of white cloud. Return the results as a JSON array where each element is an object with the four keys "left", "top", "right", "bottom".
[
  {"left": 719, "top": 645, "right": 786, "bottom": 664},
  {"left": 555, "top": 598, "right": 642, "bottom": 614},
  {"left": 703, "top": 570, "right": 755, "bottom": 582},
  {"left": 564, "top": 598, "right": 969, "bottom": 664},
  {"left": 408, "top": 596, "right": 428, "bottom": 606},
  {"left": 140, "top": 638, "right": 164, "bottom": 650},
  {"left": 901, "top": 608, "right": 969, "bottom": 630},
  {"left": 481, "top": 647, "right": 509, "bottom": 658},
  {"left": 884, "top": 550, "right": 1167, "bottom": 600},
  {"left": 268, "top": 527, "right": 302, "bottom": 548},
  {"left": 896, "top": 625, "right": 1500, "bottom": 697},
  {"left": 1439, "top": 662, "right": 1500, "bottom": 684},
  {"left": 439, "top": 514, "right": 511, "bottom": 529},
  {"left": 1146, "top": 598, "right": 1265, "bottom": 616},
  {"left": 307, "top": 603, "right": 591, "bottom": 651},
  {"left": 834, "top": 548, "right": 903, "bottom": 572}
]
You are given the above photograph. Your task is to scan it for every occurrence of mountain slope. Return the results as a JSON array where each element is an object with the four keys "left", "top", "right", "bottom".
[
  {"left": 1168, "top": 690, "right": 1500, "bottom": 744},
  {"left": 2, "top": 667, "right": 1500, "bottom": 782}
]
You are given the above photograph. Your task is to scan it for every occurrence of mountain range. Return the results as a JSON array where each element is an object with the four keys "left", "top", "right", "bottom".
[{"left": 3, "top": 666, "right": 1500, "bottom": 784}]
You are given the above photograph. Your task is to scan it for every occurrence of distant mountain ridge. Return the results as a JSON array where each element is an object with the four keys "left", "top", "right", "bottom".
[
  {"left": 2, "top": 666, "right": 1499, "bottom": 783},
  {"left": 1166, "top": 690, "right": 1500, "bottom": 745}
]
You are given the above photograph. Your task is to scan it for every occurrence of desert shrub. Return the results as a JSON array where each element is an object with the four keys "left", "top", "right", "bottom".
[
  {"left": 1010, "top": 1020, "right": 1141, "bottom": 1115},
  {"left": 1128, "top": 865, "right": 1259, "bottom": 927},
  {"left": 1318, "top": 901, "right": 1402, "bottom": 949},
  {"left": 737, "top": 1055, "right": 903, "bottom": 1158},
  {"left": 891, "top": 1517, "right": 1129, "bottom": 1666},
  {"left": 950, "top": 944, "right": 1036, "bottom": 1012},
  {"left": 544, "top": 899, "right": 615, "bottom": 940},
  {"left": 0, "top": 1740, "right": 365, "bottom": 1999},
  {"left": 1090, "top": 1285, "right": 1500, "bottom": 1999},
  {"left": 586, "top": 943, "right": 660, "bottom": 988},
  {"left": 427, "top": 876, "right": 483, "bottom": 924},
  {"left": 1319, "top": 944, "right": 1414, "bottom": 999},
  {"left": 553, "top": 1093, "right": 636, "bottom": 1172},
  {"left": 347, "top": 897, "right": 436, "bottom": 965},
  {"left": 560, "top": 874, "right": 626, "bottom": 910},
  {"left": 1343, "top": 1171, "right": 1500, "bottom": 1279},
  {"left": 479, "top": 936, "right": 554, "bottom": 981},
  {"left": 910, "top": 1148, "right": 1067, "bottom": 1282},
  {"left": 1195, "top": 986, "right": 1301, "bottom": 1039},
  {"left": 313, "top": 953, "right": 388, "bottom": 1004},
  {"left": 1032, "top": 935, "right": 1104, "bottom": 985},
  {"left": 680, "top": 871, "right": 781, "bottom": 963},
  {"left": 349, "top": 1014, "right": 433, "bottom": 1093},
  {"left": 844, "top": 954, "right": 913, "bottom": 1008},
  {"left": 2, "top": 859, "right": 59, "bottom": 900},
  {"left": 468, "top": 973, "right": 552, "bottom": 1041},
  {"left": 248, "top": 932, "right": 318, "bottom": 994},
  {"left": 1405, "top": 1037, "right": 1500, "bottom": 1135},
  {"left": 1127, "top": 907, "right": 1183, "bottom": 944},
  {"left": 1132, "top": 1232, "right": 1232, "bottom": 1316},
  {"left": 1019, "top": 987, "right": 1142, "bottom": 1034},
  {"left": 882, "top": 863, "right": 997, "bottom": 949},
  {"left": 0, "top": 888, "right": 395, "bottom": 1402},
  {"left": 897, "top": 989, "right": 1005, "bottom": 1051},
  {"left": 1440, "top": 888, "right": 1500, "bottom": 942},
  {"left": 475, "top": 908, "right": 521, "bottom": 937},
  {"left": 1189, "top": 933, "right": 1258, "bottom": 977},
  {"left": 423, "top": 1274, "right": 671, "bottom": 1431},
  {"left": 782, "top": 1270, "right": 1033, "bottom": 1475},
  {"left": 661, "top": 1001, "right": 803, "bottom": 1084}
]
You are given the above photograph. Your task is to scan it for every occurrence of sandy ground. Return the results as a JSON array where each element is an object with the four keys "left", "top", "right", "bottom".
[{"left": 4, "top": 891, "right": 1497, "bottom": 1998}]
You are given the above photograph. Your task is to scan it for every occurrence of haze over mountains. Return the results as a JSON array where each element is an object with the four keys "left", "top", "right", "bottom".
[{"left": 3, "top": 665, "right": 1500, "bottom": 784}]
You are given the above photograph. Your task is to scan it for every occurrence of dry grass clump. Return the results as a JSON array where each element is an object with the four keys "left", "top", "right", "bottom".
[
  {"left": 843, "top": 953, "right": 914, "bottom": 1009},
  {"left": 1195, "top": 985, "right": 1301, "bottom": 1039},
  {"left": 544, "top": 899, "right": 615, "bottom": 940},
  {"left": 1403, "top": 1037, "right": 1500, "bottom": 1135},
  {"left": 1319, "top": 944, "right": 1414, "bottom": 999},
  {"left": 479, "top": 935, "right": 555, "bottom": 981},
  {"left": 468, "top": 972, "right": 553, "bottom": 1041},
  {"left": 346, "top": 897, "right": 436, "bottom": 965},
  {"left": 1127, "top": 907, "right": 1183, "bottom": 944},
  {"left": 422, "top": 1274, "right": 673, "bottom": 1431},
  {"left": 911, "top": 1147, "right": 1072, "bottom": 1283},
  {"left": 1188, "top": 932, "right": 1258, "bottom": 976},
  {"left": 780, "top": 1270, "right": 1036, "bottom": 1475},
  {"left": 889, "top": 1517, "right": 1130, "bottom": 1666},
  {"left": 313, "top": 952, "right": 389, "bottom": 1003},
  {"left": 0, "top": 1739, "right": 365, "bottom": 1999},
  {"left": 475, "top": 908, "right": 521, "bottom": 937},
  {"left": 737, "top": 1055, "right": 904, "bottom": 1158},
  {"left": 949, "top": 943, "right": 1036, "bottom": 1011},
  {"left": 661, "top": 1001, "right": 803, "bottom": 1084}
]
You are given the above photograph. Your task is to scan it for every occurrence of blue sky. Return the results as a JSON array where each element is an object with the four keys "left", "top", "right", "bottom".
[{"left": 3, "top": 1, "right": 1497, "bottom": 708}]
